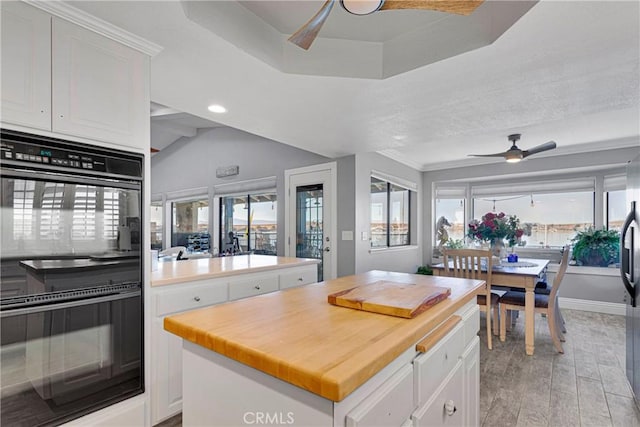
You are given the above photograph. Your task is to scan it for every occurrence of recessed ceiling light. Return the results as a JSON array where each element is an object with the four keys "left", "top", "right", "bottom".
[{"left": 208, "top": 104, "right": 227, "bottom": 113}]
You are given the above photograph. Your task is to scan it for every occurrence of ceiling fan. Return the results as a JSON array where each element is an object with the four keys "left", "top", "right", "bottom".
[
  {"left": 289, "top": 0, "right": 484, "bottom": 50},
  {"left": 469, "top": 134, "right": 557, "bottom": 163}
]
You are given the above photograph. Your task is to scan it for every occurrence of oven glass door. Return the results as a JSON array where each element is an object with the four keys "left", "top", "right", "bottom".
[
  {"left": 0, "top": 172, "right": 143, "bottom": 426},
  {"left": 1, "top": 294, "right": 142, "bottom": 426}
]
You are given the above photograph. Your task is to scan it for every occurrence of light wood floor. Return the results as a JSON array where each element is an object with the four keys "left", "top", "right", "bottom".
[{"left": 158, "top": 309, "right": 640, "bottom": 427}]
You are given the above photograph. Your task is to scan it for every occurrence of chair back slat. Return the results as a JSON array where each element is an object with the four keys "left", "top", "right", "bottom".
[
  {"left": 549, "top": 245, "right": 570, "bottom": 302},
  {"left": 443, "top": 248, "right": 492, "bottom": 284}
]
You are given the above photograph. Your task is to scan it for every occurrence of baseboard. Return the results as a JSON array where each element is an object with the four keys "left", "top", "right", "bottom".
[{"left": 558, "top": 297, "right": 626, "bottom": 316}]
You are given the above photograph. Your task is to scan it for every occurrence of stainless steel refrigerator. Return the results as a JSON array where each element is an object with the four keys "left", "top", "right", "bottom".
[{"left": 623, "top": 154, "right": 640, "bottom": 402}]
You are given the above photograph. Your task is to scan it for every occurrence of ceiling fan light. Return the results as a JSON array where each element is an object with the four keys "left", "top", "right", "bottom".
[
  {"left": 505, "top": 153, "right": 522, "bottom": 163},
  {"left": 341, "top": 0, "right": 385, "bottom": 15}
]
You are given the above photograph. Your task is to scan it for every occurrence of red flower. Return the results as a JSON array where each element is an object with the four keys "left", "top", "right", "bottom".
[{"left": 497, "top": 212, "right": 505, "bottom": 219}]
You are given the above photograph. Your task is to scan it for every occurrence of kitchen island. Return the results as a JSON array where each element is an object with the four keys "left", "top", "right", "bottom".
[
  {"left": 149, "top": 254, "right": 320, "bottom": 424},
  {"left": 165, "top": 270, "right": 484, "bottom": 426}
]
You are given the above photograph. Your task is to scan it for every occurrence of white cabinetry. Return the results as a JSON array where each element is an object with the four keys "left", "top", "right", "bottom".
[
  {"left": 0, "top": 1, "right": 151, "bottom": 151},
  {"left": 228, "top": 273, "right": 279, "bottom": 300},
  {"left": 280, "top": 266, "right": 318, "bottom": 289},
  {"left": 51, "top": 18, "right": 148, "bottom": 148},
  {"left": 0, "top": 1, "right": 52, "bottom": 130},
  {"left": 151, "top": 264, "right": 317, "bottom": 425}
]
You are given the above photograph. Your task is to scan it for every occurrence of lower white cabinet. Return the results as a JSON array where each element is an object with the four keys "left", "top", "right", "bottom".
[
  {"left": 345, "top": 364, "right": 414, "bottom": 427},
  {"left": 151, "top": 264, "right": 317, "bottom": 425},
  {"left": 412, "top": 361, "right": 464, "bottom": 427},
  {"left": 463, "top": 338, "right": 480, "bottom": 427},
  {"left": 228, "top": 273, "right": 279, "bottom": 301}
]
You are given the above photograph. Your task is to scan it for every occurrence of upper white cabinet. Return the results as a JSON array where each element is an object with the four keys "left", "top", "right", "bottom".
[
  {"left": 0, "top": 2, "right": 52, "bottom": 131},
  {"left": 52, "top": 18, "right": 148, "bottom": 149},
  {"left": 1, "top": 1, "right": 157, "bottom": 151}
]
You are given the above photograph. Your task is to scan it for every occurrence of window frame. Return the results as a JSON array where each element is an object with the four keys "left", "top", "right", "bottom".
[
  {"left": 370, "top": 176, "right": 412, "bottom": 249},
  {"left": 432, "top": 169, "right": 626, "bottom": 263},
  {"left": 218, "top": 190, "right": 277, "bottom": 256}
]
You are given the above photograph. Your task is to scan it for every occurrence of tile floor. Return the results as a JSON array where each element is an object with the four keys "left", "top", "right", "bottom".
[
  {"left": 480, "top": 309, "right": 640, "bottom": 427},
  {"left": 158, "top": 309, "right": 640, "bottom": 427}
]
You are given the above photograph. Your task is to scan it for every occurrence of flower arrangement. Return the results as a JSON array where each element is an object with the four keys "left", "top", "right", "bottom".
[{"left": 467, "top": 212, "right": 524, "bottom": 247}]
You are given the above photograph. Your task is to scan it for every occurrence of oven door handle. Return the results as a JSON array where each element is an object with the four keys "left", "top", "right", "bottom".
[
  {"left": 1, "top": 167, "right": 141, "bottom": 190},
  {"left": 0, "top": 290, "right": 141, "bottom": 318}
]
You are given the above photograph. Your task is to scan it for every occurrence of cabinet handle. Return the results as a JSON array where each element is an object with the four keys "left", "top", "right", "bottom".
[
  {"left": 254, "top": 285, "right": 261, "bottom": 290},
  {"left": 194, "top": 296, "right": 201, "bottom": 302},
  {"left": 297, "top": 277, "right": 304, "bottom": 282},
  {"left": 445, "top": 400, "right": 457, "bottom": 416},
  {"left": 416, "top": 315, "right": 462, "bottom": 353}
]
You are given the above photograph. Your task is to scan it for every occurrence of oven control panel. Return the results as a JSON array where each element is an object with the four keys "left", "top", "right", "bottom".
[
  {"left": 1, "top": 140, "right": 104, "bottom": 171},
  {"left": 0, "top": 130, "right": 142, "bottom": 179}
]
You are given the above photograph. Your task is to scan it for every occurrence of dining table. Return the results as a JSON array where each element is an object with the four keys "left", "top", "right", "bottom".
[{"left": 432, "top": 258, "right": 550, "bottom": 355}]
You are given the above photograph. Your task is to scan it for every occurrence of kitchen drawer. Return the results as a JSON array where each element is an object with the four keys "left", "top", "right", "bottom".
[
  {"left": 155, "top": 280, "right": 228, "bottom": 316},
  {"left": 414, "top": 321, "right": 464, "bottom": 407},
  {"left": 228, "top": 274, "right": 279, "bottom": 300},
  {"left": 412, "top": 361, "right": 464, "bottom": 427},
  {"left": 345, "top": 364, "right": 414, "bottom": 427},
  {"left": 460, "top": 303, "right": 480, "bottom": 346},
  {"left": 279, "top": 266, "right": 317, "bottom": 290}
]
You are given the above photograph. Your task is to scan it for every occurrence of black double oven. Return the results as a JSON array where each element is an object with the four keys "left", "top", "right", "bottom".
[{"left": 0, "top": 130, "right": 144, "bottom": 426}]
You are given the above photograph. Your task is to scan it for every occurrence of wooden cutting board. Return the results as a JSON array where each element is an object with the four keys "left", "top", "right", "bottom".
[{"left": 327, "top": 280, "right": 451, "bottom": 319}]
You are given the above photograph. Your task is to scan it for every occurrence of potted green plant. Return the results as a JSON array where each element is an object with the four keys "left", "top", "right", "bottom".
[
  {"left": 416, "top": 265, "right": 433, "bottom": 275},
  {"left": 571, "top": 227, "right": 620, "bottom": 267}
]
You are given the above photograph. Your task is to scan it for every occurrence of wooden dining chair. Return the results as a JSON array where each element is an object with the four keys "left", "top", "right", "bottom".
[
  {"left": 498, "top": 246, "right": 570, "bottom": 353},
  {"left": 443, "top": 248, "right": 497, "bottom": 350}
]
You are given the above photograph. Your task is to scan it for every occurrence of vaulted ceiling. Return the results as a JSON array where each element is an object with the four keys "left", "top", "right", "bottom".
[{"left": 71, "top": 1, "right": 639, "bottom": 170}]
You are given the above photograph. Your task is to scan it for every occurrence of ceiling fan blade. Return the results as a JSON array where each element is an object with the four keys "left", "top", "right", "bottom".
[
  {"left": 522, "top": 141, "right": 557, "bottom": 158},
  {"left": 288, "top": 0, "right": 335, "bottom": 50},
  {"left": 380, "top": 0, "right": 484, "bottom": 15},
  {"left": 468, "top": 152, "right": 508, "bottom": 158}
]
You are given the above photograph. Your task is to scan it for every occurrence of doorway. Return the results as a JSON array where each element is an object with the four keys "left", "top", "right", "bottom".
[{"left": 285, "top": 163, "right": 337, "bottom": 281}]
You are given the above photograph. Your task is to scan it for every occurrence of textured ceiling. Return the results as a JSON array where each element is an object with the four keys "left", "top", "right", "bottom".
[{"left": 70, "top": 1, "right": 640, "bottom": 171}]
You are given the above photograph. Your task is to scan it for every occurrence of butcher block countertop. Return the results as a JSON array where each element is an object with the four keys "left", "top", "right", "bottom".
[
  {"left": 164, "top": 270, "right": 484, "bottom": 402},
  {"left": 151, "top": 254, "right": 319, "bottom": 287}
]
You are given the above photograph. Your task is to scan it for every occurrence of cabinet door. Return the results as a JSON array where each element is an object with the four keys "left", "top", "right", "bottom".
[
  {"left": 0, "top": 1, "right": 51, "bottom": 130},
  {"left": 462, "top": 338, "right": 480, "bottom": 427},
  {"left": 412, "top": 361, "right": 464, "bottom": 427},
  {"left": 152, "top": 317, "right": 184, "bottom": 424},
  {"left": 345, "top": 364, "right": 414, "bottom": 427},
  {"left": 52, "top": 18, "right": 148, "bottom": 149}
]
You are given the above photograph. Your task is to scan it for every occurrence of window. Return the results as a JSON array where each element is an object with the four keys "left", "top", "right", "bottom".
[
  {"left": 150, "top": 201, "right": 163, "bottom": 250},
  {"left": 434, "top": 198, "right": 466, "bottom": 247},
  {"left": 370, "top": 177, "right": 411, "bottom": 248},
  {"left": 606, "top": 189, "right": 626, "bottom": 231},
  {"left": 103, "top": 189, "right": 120, "bottom": 240},
  {"left": 40, "top": 183, "right": 65, "bottom": 240},
  {"left": 12, "top": 179, "right": 35, "bottom": 240},
  {"left": 219, "top": 192, "right": 277, "bottom": 255},
  {"left": 72, "top": 185, "right": 97, "bottom": 240},
  {"left": 472, "top": 191, "right": 594, "bottom": 248},
  {"left": 171, "top": 198, "right": 209, "bottom": 248}
]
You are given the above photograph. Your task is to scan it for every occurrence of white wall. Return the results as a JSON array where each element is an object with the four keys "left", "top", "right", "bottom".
[
  {"left": 336, "top": 155, "right": 356, "bottom": 277},
  {"left": 151, "top": 127, "right": 329, "bottom": 255},
  {"left": 354, "top": 152, "right": 423, "bottom": 275}
]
